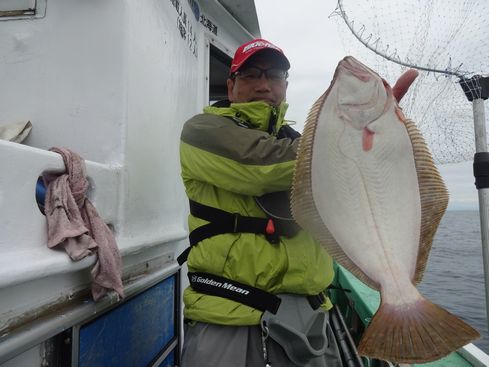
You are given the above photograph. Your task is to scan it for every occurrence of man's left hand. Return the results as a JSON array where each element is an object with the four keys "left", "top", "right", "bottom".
[{"left": 392, "top": 69, "right": 419, "bottom": 102}]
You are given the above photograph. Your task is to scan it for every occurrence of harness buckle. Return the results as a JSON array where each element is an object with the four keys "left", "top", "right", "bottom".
[{"left": 265, "top": 218, "right": 280, "bottom": 244}]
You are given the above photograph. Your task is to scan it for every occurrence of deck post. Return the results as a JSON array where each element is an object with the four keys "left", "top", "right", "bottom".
[
  {"left": 473, "top": 98, "right": 489, "bottom": 335},
  {"left": 461, "top": 75, "right": 489, "bottom": 335}
]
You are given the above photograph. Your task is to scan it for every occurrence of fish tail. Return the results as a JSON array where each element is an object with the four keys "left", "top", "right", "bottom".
[{"left": 358, "top": 296, "right": 480, "bottom": 363}]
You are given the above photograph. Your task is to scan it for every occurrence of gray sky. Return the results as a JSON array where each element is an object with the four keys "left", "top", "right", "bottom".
[{"left": 255, "top": 0, "right": 479, "bottom": 211}]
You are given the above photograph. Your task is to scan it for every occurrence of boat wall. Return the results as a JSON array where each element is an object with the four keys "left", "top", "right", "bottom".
[
  {"left": 0, "top": 0, "right": 126, "bottom": 164},
  {"left": 0, "top": 0, "right": 259, "bottom": 364},
  {"left": 120, "top": 0, "right": 258, "bottom": 239}
]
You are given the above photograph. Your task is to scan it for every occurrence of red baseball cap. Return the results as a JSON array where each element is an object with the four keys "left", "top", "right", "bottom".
[{"left": 229, "top": 38, "right": 290, "bottom": 74}]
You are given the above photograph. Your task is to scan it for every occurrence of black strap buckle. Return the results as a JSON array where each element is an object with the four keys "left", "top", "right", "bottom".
[{"left": 307, "top": 292, "right": 326, "bottom": 310}]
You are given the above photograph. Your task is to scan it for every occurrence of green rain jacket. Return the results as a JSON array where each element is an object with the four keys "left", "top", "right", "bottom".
[{"left": 180, "top": 100, "right": 334, "bottom": 326}]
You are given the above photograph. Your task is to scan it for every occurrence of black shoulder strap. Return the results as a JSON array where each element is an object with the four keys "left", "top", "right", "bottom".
[{"left": 276, "top": 124, "right": 301, "bottom": 140}]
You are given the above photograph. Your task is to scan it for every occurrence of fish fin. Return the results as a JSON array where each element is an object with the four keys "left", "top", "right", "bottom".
[
  {"left": 404, "top": 119, "right": 449, "bottom": 283},
  {"left": 291, "top": 87, "right": 378, "bottom": 289},
  {"left": 358, "top": 294, "right": 480, "bottom": 363}
]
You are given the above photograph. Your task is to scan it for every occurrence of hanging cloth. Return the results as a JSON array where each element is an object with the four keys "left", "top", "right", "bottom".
[{"left": 44, "top": 147, "right": 124, "bottom": 301}]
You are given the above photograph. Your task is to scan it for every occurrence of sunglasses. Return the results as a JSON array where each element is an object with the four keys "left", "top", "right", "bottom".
[{"left": 232, "top": 67, "right": 288, "bottom": 82}]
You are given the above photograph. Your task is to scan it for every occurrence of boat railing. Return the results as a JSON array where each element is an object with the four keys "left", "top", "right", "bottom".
[{"left": 0, "top": 139, "right": 187, "bottom": 346}]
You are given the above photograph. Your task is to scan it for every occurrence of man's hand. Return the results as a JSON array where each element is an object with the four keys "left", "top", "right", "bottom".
[{"left": 392, "top": 69, "right": 419, "bottom": 102}]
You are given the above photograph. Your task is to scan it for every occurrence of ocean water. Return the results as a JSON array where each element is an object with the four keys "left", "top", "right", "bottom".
[{"left": 418, "top": 210, "right": 489, "bottom": 354}]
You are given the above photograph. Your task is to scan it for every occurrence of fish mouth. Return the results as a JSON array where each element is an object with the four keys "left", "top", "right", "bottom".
[
  {"left": 341, "top": 56, "right": 374, "bottom": 82},
  {"left": 337, "top": 74, "right": 385, "bottom": 113},
  {"left": 336, "top": 58, "right": 391, "bottom": 129},
  {"left": 337, "top": 56, "right": 390, "bottom": 109},
  {"left": 340, "top": 85, "right": 382, "bottom": 109}
]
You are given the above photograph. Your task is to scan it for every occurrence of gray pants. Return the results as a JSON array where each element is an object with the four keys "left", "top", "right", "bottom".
[{"left": 180, "top": 321, "right": 343, "bottom": 367}]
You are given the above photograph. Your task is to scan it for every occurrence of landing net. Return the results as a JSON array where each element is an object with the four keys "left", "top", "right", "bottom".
[{"left": 332, "top": 0, "right": 489, "bottom": 164}]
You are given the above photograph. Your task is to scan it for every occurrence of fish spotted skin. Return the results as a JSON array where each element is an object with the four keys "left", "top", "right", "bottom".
[{"left": 291, "top": 56, "right": 479, "bottom": 363}]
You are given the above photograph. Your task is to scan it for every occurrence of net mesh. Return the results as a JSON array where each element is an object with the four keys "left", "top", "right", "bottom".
[{"left": 332, "top": 0, "right": 489, "bottom": 164}]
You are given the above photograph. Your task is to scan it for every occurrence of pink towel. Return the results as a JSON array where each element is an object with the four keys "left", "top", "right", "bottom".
[{"left": 44, "top": 147, "right": 124, "bottom": 301}]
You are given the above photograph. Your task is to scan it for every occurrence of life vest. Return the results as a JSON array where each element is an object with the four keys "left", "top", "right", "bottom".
[{"left": 179, "top": 100, "right": 334, "bottom": 325}]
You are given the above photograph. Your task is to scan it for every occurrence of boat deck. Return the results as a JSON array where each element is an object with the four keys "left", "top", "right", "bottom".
[{"left": 331, "top": 264, "right": 487, "bottom": 367}]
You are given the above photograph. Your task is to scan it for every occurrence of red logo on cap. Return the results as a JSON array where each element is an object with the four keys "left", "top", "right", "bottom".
[
  {"left": 242, "top": 40, "right": 281, "bottom": 54},
  {"left": 230, "top": 38, "right": 289, "bottom": 74}
]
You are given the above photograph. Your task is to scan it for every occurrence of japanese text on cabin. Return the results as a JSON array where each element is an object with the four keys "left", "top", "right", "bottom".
[
  {"left": 169, "top": 0, "right": 218, "bottom": 57},
  {"left": 169, "top": 0, "right": 198, "bottom": 57}
]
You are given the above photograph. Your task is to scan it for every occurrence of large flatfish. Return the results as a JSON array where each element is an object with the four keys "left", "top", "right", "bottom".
[{"left": 291, "top": 56, "right": 479, "bottom": 363}]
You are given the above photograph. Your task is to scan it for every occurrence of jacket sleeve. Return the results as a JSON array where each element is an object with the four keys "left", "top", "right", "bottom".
[{"left": 180, "top": 114, "right": 300, "bottom": 196}]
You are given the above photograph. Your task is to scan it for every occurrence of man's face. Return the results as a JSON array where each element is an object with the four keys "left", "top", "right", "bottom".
[{"left": 227, "top": 54, "right": 288, "bottom": 107}]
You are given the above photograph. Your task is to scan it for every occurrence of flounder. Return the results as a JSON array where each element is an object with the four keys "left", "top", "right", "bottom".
[{"left": 291, "top": 56, "right": 479, "bottom": 363}]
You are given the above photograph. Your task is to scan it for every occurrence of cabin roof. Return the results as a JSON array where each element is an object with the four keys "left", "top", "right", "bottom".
[{"left": 218, "top": 0, "right": 261, "bottom": 37}]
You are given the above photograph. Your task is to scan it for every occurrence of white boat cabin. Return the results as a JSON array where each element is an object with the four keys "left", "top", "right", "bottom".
[{"left": 0, "top": 0, "right": 260, "bottom": 365}]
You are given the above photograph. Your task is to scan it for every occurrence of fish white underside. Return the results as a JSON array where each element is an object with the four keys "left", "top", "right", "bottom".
[
  {"left": 293, "top": 56, "right": 477, "bottom": 363},
  {"left": 311, "top": 90, "right": 421, "bottom": 303}
]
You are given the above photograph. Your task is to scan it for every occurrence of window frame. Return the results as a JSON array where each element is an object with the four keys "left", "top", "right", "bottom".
[{"left": 0, "top": 0, "right": 46, "bottom": 20}]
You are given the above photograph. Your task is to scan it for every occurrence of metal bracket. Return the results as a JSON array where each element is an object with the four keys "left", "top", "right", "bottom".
[{"left": 459, "top": 75, "right": 489, "bottom": 102}]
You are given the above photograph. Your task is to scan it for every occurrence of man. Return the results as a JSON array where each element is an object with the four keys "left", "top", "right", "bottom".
[{"left": 179, "top": 38, "right": 417, "bottom": 366}]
